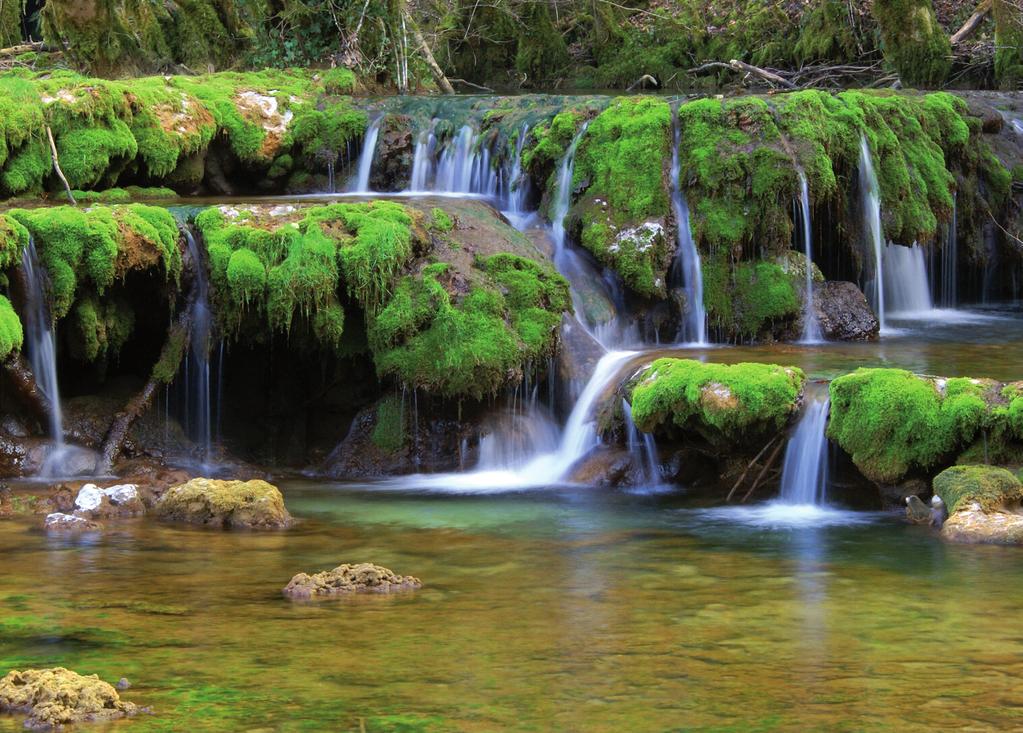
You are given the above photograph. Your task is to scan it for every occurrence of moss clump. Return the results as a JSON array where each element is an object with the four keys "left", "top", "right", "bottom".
[
  {"left": 371, "top": 396, "right": 406, "bottom": 454},
  {"left": 69, "top": 294, "right": 134, "bottom": 363},
  {"left": 321, "top": 68, "right": 357, "bottom": 95},
  {"left": 430, "top": 207, "right": 453, "bottom": 233},
  {"left": 571, "top": 97, "right": 671, "bottom": 297},
  {"left": 934, "top": 465, "right": 1023, "bottom": 515},
  {"left": 993, "top": 0, "right": 1023, "bottom": 89},
  {"left": 629, "top": 358, "right": 805, "bottom": 445},
  {"left": 10, "top": 204, "right": 181, "bottom": 320},
  {"left": 0, "top": 214, "right": 29, "bottom": 269},
  {"left": 0, "top": 295, "right": 24, "bottom": 359},
  {"left": 702, "top": 256, "right": 802, "bottom": 341},
  {"left": 872, "top": 0, "right": 951, "bottom": 87},
  {"left": 828, "top": 369, "right": 994, "bottom": 483}
]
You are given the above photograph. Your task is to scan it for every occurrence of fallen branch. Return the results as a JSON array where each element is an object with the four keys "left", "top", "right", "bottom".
[
  {"left": 951, "top": 1, "right": 992, "bottom": 46},
  {"left": 727, "top": 59, "right": 797, "bottom": 89},
  {"left": 45, "top": 126, "right": 75, "bottom": 206},
  {"left": 742, "top": 439, "right": 786, "bottom": 502},
  {"left": 449, "top": 78, "right": 494, "bottom": 92},
  {"left": 726, "top": 435, "right": 779, "bottom": 502}
]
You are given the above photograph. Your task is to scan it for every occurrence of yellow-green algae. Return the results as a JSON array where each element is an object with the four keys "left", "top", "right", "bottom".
[{"left": 629, "top": 358, "right": 805, "bottom": 445}]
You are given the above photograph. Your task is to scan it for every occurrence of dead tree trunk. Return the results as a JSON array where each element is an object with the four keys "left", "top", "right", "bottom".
[
  {"left": 951, "top": 1, "right": 992, "bottom": 45},
  {"left": 405, "top": 11, "right": 455, "bottom": 94}
]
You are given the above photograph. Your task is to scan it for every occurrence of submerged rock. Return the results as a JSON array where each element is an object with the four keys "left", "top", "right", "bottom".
[
  {"left": 935, "top": 465, "right": 1023, "bottom": 545},
  {"left": 43, "top": 513, "right": 101, "bottom": 533},
  {"left": 812, "top": 281, "right": 879, "bottom": 341},
  {"left": 155, "top": 478, "right": 292, "bottom": 529},
  {"left": 0, "top": 667, "right": 138, "bottom": 729},
  {"left": 283, "top": 563, "right": 422, "bottom": 599},
  {"left": 905, "top": 495, "right": 932, "bottom": 524}
]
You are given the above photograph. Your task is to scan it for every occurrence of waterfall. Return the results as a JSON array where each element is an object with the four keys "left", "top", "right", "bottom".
[
  {"left": 21, "top": 236, "right": 65, "bottom": 471},
  {"left": 778, "top": 393, "right": 830, "bottom": 505},
  {"left": 669, "top": 106, "right": 707, "bottom": 345},
  {"left": 858, "top": 134, "right": 886, "bottom": 331},
  {"left": 503, "top": 123, "right": 532, "bottom": 227},
  {"left": 622, "top": 398, "right": 660, "bottom": 486},
  {"left": 409, "top": 124, "right": 501, "bottom": 196},
  {"left": 1012, "top": 119, "right": 1023, "bottom": 135},
  {"left": 409, "top": 121, "right": 438, "bottom": 192},
  {"left": 350, "top": 116, "right": 383, "bottom": 193},
  {"left": 883, "top": 243, "right": 933, "bottom": 315},
  {"left": 550, "top": 124, "right": 588, "bottom": 254},
  {"left": 183, "top": 228, "right": 213, "bottom": 465},
  {"left": 796, "top": 171, "right": 822, "bottom": 342}
]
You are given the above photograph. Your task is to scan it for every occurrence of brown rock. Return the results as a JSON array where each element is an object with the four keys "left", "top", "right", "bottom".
[
  {"left": 155, "top": 478, "right": 292, "bottom": 529},
  {"left": 283, "top": 563, "right": 421, "bottom": 599}
]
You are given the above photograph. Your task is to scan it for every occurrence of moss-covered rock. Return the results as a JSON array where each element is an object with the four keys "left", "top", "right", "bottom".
[
  {"left": 828, "top": 369, "right": 1005, "bottom": 484},
  {"left": 702, "top": 254, "right": 807, "bottom": 342},
  {"left": 0, "top": 667, "right": 138, "bottom": 729},
  {"left": 155, "top": 477, "right": 292, "bottom": 529},
  {"left": 935, "top": 465, "right": 1023, "bottom": 545},
  {"left": 993, "top": 0, "right": 1023, "bottom": 90},
  {"left": 570, "top": 96, "right": 672, "bottom": 297},
  {"left": 283, "top": 563, "right": 422, "bottom": 599},
  {"left": 629, "top": 358, "right": 805, "bottom": 446}
]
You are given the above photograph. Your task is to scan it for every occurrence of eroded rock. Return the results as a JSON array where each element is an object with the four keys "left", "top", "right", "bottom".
[
  {"left": 155, "top": 478, "right": 292, "bottom": 529},
  {"left": 813, "top": 281, "right": 879, "bottom": 341},
  {"left": 0, "top": 667, "right": 138, "bottom": 729},
  {"left": 44, "top": 513, "right": 101, "bottom": 533},
  {"left": 283, "top": 563, "right": 421, "bottom": 599},
  {"left": 935, "top": 465, "right": 1023, "bottom": 545}
]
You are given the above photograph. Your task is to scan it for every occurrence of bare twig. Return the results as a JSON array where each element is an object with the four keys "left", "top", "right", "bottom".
[
  {"left": 742, "top": 439, "right": 786, "bottom": 502},
  {"left": 45, "top": 126, "right": 75, "bottom": 206},
  {"left": 449, "top": 77, "right": 494, "bottom": 92},
  {"left": 726, "top": 436, "right": 778, "bottom": 502}
]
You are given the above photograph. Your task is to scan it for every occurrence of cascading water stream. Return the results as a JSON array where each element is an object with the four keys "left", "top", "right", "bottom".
[
  {"left": 669, "top": 106, "right": 707, "bottom": 345},
  {"left": 622, "top": 398, "right": 660, "bottom": 486},
  {"left": 883, "top": 242, "right": 933, "bottom": 315},
  {"left": 503, "top": 123, "right": 533, "bottom": 228},
  {"left": 858, "top": 134, "right": 886, "bottom": 331},
  {"left": 796, "top": 170, "right": 822, "bottom": 343},
  {"left": 778, "top": 391, "right": 830, "bottom": 505},
  {"left": 183, "top": 228, "right": 213, "bottom": 466},
  {"left": 21, "top": 236, "right": 66, "bottom": 473},
  {"left": 938, "top": 194, "right": 958, "bottom": 308},
  {"left": 409, "top": 121, "right": 438, "bottom": 192},
  {"left": 350, "top": 116, "right": 383, "bottom": 193}
]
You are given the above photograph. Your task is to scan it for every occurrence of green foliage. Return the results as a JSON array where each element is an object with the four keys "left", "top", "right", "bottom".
[
  {"left": 828, "top": 369, "right": 995, "bottom": 483},
  {"left": 0, "top": 214, "right": 29, "bottom": 269},
  {"left": 371, "top": 395, "right": 406, "bottom": 453},
  {"left": 0, "top": 295, "right": 23, "bottom": 359},
  {"left": 934, "top": 465, "right": 1023, "bottom": 515},
  {"left": 430, "top": 207, "right": 453, "bottom": 233},
  {"left": 629, "top": 358, "right": 805, "bottom": 445},
  {"left": 322, "top": 68, "right": 357, "bottom": 95},
  {"left": 872, "top": 0, "right": 952, "bottom": 87},
  {"left": 993, "top": 0, "right": 1023, "bottom": 89},
  {"left": 514, "top": 2, "right": 570, "bottom": 81}
]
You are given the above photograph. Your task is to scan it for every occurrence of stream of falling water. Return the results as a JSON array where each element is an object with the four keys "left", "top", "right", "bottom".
[
  {"left": 349, "top": 116, "right": 383, "bottom": 193},
  {"left": 858, "top": 134, "right": 887, "bottom": 331},
  {"left": 669, "top": 105, "right": 707, "bottom": 345},
  {"left": 796, "top": 170, "right": 822, "bottom": 343}
]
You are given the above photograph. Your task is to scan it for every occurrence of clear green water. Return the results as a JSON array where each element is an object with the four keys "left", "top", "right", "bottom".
[{"left": 2, "top": 482, "right": 1023, "bottom": 732}]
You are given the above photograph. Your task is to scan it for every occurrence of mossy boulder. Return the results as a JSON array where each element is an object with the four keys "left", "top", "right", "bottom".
[
  {"left": 628, "top": 358, "right": 805, "bottom": 446},
  {"left": 155, "top": 478, "right": 292, "bottom": 529},
  {"left": 872, "top": 0, "right": 951, "bottom": 87},
  {"left": 936, "top": 465, "right": 1023, "bottom": 545},
  {"left": 827, "top": 370, "right": 1016, "bottom": 484},
  {"left": 283, "top": 563, "right": 422, "bottom": 599},
  {"left": 0, "top": 667, "right": 138, "bottom": 729}
]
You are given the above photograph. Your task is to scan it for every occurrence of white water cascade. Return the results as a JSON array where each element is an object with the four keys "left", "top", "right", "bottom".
[
  {"left": 503, "top": 123, "right": 533, "bottom": 227},
  {"left": 937, "top": 194, "right": 958, "bottom": 308},
  {"left": 796, "top": 171, "right": 822, "bottom": 342},
  {"left": 858, "top": 134, "right": 886, "bottom": 331},
  {"left": 669, "top": 107, "right": 707, "bottom": 345},
  {"left": 21, "top": 236, "right": 66, "bottom": 473},
  {"left": 183, "top": 228, "right": 213, "bottom": 465},
  {"left": 622, "top": 398, "right": 660, "bottom": 486},
  {"left": 409, "top": 121, "right": 438, "bottom": 192},
  {"left": 883, "top": 242, "right": 933, "bottom": 315},
  {"left": 350, "top": 116, "right": 383, "bottom": 193},
  {"left": 778, "top": 392, "right": 830, "bottom": 505},
  {"left": 432, "top": 126, "right": 500, "bottom": 196}
]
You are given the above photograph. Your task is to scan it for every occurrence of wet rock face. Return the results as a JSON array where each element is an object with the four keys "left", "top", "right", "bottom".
[
  {"left": 155, "top": 478, "right": 292, "bottom": 529},
  {"left": 813, "top": 281, "right": 879, "bottom": 341},
  {"left": 370, "top": 114, "right": 414, "bottom": 191},
  {"left": 283, "top": 563, "right": 422, "bottom": 599},
  {"left": 0, "top": 667, "right": 138, "bottom": 729}
]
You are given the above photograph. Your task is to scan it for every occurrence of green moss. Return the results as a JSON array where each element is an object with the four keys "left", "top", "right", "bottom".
[
  {"left": 571, "top": 97, "right": 671, "bottom": 296},
  {"left": 151, "top": 324, "right": 188, "bottom": 384},
  {"left": 321, "top": 68, "right": 357, "bottom": 95},
  {"left": 828, "top": 369, "right": 994, "bottom": 483},
  {"left": 0, "top": 295, "right": 24, "bottom": 359},
  {"left": 225, "top": 248, "right": 266, "bottom": 305},
  {"left": 430, "top": 207, "right": 453, "bottom": 233},
  {"left": 934, "top": 465, "right": 1023, "bottom": 514},
  {"left": 702, "top": 256, "right": 801, "bottom": 341},
  {"left": 629, "top": 358, "right": 805, "bottom": 445},
  {"left": 0, "top": 214, "right": 29, "bottom": 269},
  {"left": 993, "top": 0, "right": 1023, "bottom": 89},
  {"left": 872, "top": 0, "right": 951, "bottom": 87},
  {"left": 514, "top": 2, "right": 570, "bottom": 81},
  {"left": 370, "top": 395, "right": 406, "bottom": 454},
  {"left": 70, "top": 294, "right": 134, "bottom": 363}
]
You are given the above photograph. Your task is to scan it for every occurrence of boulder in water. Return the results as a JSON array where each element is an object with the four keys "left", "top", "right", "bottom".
[
  {"left": 44, "top": 513, "right": 101, "bottom": 533},
  {"left": 155, "top": 478, "right": 292, "bottom": 529},
  {"left": 905, "top": 495, "right": 932, "bottom": 524},
  {"left": 935, "top": 465, "right": 1023, "bottom": 544},
  {"left": 0, "top": 667, "right": 138, "bottom": 729},
  {"left": 283, "top": 563, "right": 421, "bottom": 599},
  {"left": 72, "top": 483, "right": 145, "bottom": 519},
  {"left": 812, "top": 281, "right": 879, "bottom": 341}
]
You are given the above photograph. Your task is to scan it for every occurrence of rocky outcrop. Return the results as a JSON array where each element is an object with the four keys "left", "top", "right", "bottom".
[
  {"left": 283, "top": 563, "right": 422, "bottom": 599},
  {"left": 154, "top": 478, "right": 292, "bottom": 529},
  {"left": 0, "top": 668, "right": 138, "bottom": 729},
  {"left": 812, "top": 281, "right": 879, "bottom": 341},
  {"left": 935, "top": 465, "right": 1023, "bottom": 545}
]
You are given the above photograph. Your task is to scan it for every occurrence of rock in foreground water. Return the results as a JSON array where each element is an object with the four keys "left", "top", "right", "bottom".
[
  {"left": 283, "top": 563, "right": 421, "bottom": 599},
  {"left": 0, "top": 668, "right": 138, "bottom": 729},
  {"left": 155, "top": 478, "right": 292, "bottom": 529},
  {"left": 935, "top": 465, "right": 1023, "bottom": 545}
]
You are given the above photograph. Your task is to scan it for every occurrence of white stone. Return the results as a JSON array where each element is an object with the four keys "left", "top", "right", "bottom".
[
  {"left": 74, "top": 484, "right": 104, "bottom": 512},
  {"left": 45, "top": 513, "right": 92, "bottom": 529},
  {"left": 103, "top": 484, "right": 139, "bottom": 505}
]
